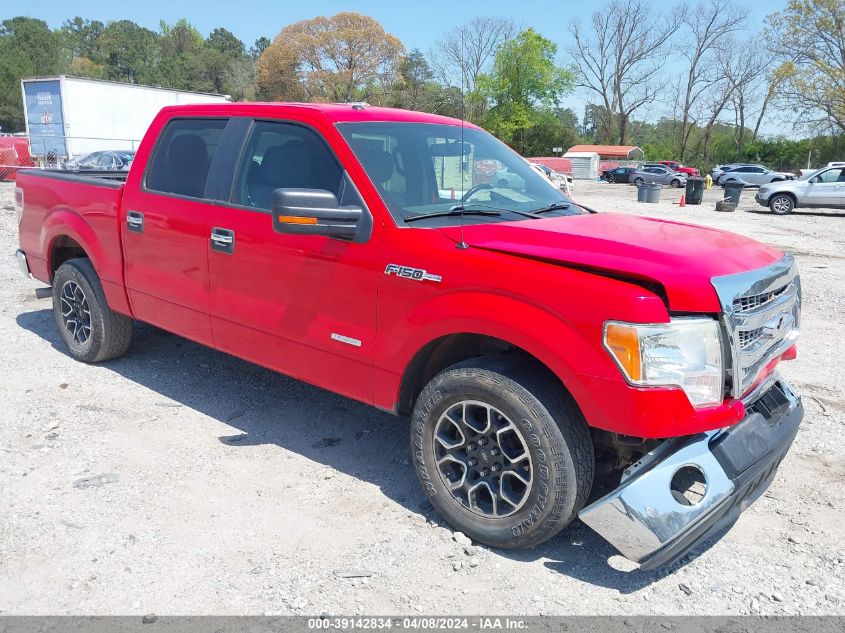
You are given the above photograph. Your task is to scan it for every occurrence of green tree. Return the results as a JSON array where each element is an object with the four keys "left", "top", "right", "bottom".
[
  {"left": 767, "top": 0, "right": 845, "bottom": 135},
  {"left": 96, "top": 20, "right": 161, "bottom": 84},
  {"left": 249, "top": 37, "right": 270, "bottom": 60},
  {"left": 59, "top": 17, "right": 104, "bottom": 61},
  {"left": 0, "top": 17, "right": 59, "bottom": 131},
  {"left": 521, "top": 107, "right": 581, "bottom": 156},
  {"left": 479, "top": 29, "right": 575, "bottom": 153},
  {"left": 395, "top": 48, "right": 434, "bottom": 110}
]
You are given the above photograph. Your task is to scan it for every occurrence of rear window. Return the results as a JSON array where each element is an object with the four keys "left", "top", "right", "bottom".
[{"left": 145, "top": 118, "right": 228, "bottom": 199}]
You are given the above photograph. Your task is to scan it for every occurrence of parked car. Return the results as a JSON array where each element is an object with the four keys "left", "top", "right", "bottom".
[
  {"left": 16, "top": 102, "right": 803, "bottom": 571},
  {"left": 719, "top": 164, "right": 795, "bottom": 187},
  {"left": 711, "top": 163, "right": 754, "bottom": 182},
  {"left": 658, "top": 161, "right": 701, "bottom": 177},
  {"left": 530, "top": 163, "right": 573, "bottom": 195},
  {"left": 756, "top": 165, "right": 845, "bottom": 214},
  {"left": 631, "top": 164, "right": 687, "bottom": 187},
  {"left": 63, "top": 150, "right": 135, "bottom": 172},
  {"left": 601, "top": 166, "right": 638, "bottom": 183}
]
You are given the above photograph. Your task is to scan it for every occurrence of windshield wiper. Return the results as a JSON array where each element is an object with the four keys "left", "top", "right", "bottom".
[
  {"left": 403, "top": 208, "right": 501, "bottom": 223},
  {"left": 452, "top": 202, "right": 545, "bottom": 220},
  {"left": 530, "top": 201, "right": 571, "bottom": 213}
]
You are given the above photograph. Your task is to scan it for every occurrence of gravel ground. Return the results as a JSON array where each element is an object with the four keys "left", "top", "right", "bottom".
[{"left": 0, "top": 179, "right": 843, "bottom": 615}]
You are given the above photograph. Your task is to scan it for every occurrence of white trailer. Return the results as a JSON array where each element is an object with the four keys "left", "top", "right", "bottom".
[{"left": 21, "top": 76, "right": 230, "bottom": 158}]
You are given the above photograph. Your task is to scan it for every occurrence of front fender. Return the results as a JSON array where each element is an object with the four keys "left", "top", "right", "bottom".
[{"left": 372, "top": 290, "right": 617, "bottom": 423}]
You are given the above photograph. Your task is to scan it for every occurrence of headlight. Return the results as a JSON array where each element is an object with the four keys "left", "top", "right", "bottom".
[{"left": 603, "top": 318, "right": 724, "bottom": 407}]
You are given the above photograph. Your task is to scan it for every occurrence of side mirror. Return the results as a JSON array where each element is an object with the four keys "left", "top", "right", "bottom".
[{"left": 271, "top": 188, "right": 371, "bottom": 243}]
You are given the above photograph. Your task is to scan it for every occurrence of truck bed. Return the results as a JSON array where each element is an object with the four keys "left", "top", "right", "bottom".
[{"left": 16, "top": 168, "right": 130, "bottom": 315}]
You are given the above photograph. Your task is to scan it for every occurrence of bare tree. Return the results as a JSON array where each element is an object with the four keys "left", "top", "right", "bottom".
[
  {"left": 693, "top": 78, "right": 733, "bottom": 163},
  {"left": 568, "top": 0, "right": 682, "bottom": 145},
  {"left": 430, "top": 16, "right": 515, "bottom": 120},
  {"left": 676, "top": 0, "right": 745, "bottom": 160},
  {"left": 719, "top": 38, "right": 774, "bottom": 156}
]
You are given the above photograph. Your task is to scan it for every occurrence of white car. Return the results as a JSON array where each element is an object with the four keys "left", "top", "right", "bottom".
[
  {"left": 755, "top": 165, "right": 845, "bottom": 214},
  {"left": 530, "top": 163, "right": 573, "bottom": 195}
]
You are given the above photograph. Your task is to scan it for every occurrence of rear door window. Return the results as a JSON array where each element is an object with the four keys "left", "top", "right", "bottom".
[{"left": 145, "top": 118, "right": 229, "bottom": 199}]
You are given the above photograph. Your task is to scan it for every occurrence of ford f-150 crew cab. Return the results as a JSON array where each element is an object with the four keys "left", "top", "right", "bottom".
[{"left": 15, "top": 103, "right": 803, "bottom": 570}]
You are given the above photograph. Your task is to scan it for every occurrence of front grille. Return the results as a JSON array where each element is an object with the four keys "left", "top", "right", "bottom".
[
  {"left": 733, "top": 284, "right": 789, "bottom": 313},
  {"left": 712, "top": 256, "right": 801, "bottom": 399}
]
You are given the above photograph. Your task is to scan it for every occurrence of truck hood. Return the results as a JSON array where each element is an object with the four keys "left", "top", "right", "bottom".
[{"left": 442, "top": 212, "right": 783, "bottom": 312}]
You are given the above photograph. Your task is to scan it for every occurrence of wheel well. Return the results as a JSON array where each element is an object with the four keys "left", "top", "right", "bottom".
[
  {"left": 772, "top": 191, "right": 796, "bottom": 203},
  {"left": 397, "top": 333, "right": 565, "bottom": 416},
  {"left": 50, "top": 236, "right": 88, "bottom": 281}
]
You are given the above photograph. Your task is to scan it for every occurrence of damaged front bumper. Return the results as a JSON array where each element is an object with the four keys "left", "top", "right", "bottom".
[{"left": 579, "top": 378, "right": 803, "bottom": 570}]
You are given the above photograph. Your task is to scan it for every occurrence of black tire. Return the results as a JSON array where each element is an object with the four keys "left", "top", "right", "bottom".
[
  {"left": 769, "top": 194, "right": 794, "bottom": 215},
  {"left": 633, "top": 177, "right": 644, "bottom": 185},
  {"left": 671, "top": 178, "right": 682, "bottom": 187},
  {"left": 52, "top": 258, "right": 133, "bottom": 363},
  {"left": 410, "top": 356, "right": 594, "bottom": 549}
]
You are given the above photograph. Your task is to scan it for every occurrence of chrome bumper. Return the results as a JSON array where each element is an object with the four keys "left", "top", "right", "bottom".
[
  {"left": 15, "top": 249, "right": 31, "bottom": 278},
  {"left": 579, "top": 378, "right": 802, "bottom": 570}
]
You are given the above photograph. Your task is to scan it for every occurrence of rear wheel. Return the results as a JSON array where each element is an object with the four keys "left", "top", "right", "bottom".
[
  {"left": 410, "top": 357, "right": 594, "bottom": 549},
  {"left": 769, "top": 194, "right": 794, "bottom": 215},
  {"left": 52, "top": 258, "right": 133, "bottom": 363}
]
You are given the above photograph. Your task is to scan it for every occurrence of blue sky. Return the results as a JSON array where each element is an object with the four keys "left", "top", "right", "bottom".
[
  {"left": 7, "top": 0, "right": 785, "bottom": 54},
  {"left": 7, "top": 0, "right": 791, "bottom": 130}
]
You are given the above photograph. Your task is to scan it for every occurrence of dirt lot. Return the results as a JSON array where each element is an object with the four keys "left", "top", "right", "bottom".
[{"left": 0, "top": 180, "right": 843, "bottom": 615}]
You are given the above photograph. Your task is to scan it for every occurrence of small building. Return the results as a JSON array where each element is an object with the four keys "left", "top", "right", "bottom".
[
  {"left": 562, "top": 151, "right": 600, "bottom": 179},
  {"left": 567, "top": 144, "right": 645, "bottom": 161}
]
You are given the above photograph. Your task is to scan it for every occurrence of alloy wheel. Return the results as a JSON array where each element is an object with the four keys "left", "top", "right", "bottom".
[
  {"left": 772, "top": 196, "right": 792, "bottom": 214},
  {"left": 60, "top": 280, "right": 92, "bottom": 345},
  {"left": 432, "top": 400, "right": 533, "bottom": 518}
]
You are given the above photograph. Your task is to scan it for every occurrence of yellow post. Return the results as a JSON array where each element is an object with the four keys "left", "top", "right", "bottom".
[{"left": 704, "top": 173, "right": 712, "bottom": 189}]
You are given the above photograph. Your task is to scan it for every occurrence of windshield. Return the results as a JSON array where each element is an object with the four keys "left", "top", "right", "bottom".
[{"left": 337, "top": 122, "right": 583, "bottom": 225}]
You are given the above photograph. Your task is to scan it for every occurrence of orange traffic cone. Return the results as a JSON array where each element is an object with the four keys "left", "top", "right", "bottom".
[{"left": 679, "top": 194, "right": 685, "bottom": 207}]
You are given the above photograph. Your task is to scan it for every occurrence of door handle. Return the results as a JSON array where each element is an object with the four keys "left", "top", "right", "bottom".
[
  {"left": 126, "top": 210, "right": 144, "bottom": 233},
  {"left": 210, "top": 227, "right": 235, "bottom": 254}
]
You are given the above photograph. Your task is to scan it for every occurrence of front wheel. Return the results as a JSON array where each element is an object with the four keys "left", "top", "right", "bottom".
[
  {"left": 410, "top": 357, "right": 594, "bottom": 549},
  {"left": 769, "top": 194, "right": 794, "bottom": 215},
  {"left": 671, "top": 179, "right": 682, "bottom": 187},
  {"left": 52, "top": 258, "right": 133, "bottom": 363},
  {"left": 633, "top": 177, "right": 644, "bottom": 185}
]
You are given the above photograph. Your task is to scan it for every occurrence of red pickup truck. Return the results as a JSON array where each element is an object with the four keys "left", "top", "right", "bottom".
[
  {"left": 658, "top": 160, "right": 702, "bottom": 178},
  {"left": 15, "top": 103, "right": 803, "bottom": 570}
]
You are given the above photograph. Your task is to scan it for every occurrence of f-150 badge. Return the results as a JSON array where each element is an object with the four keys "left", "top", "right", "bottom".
[{"left": 384, "top": 264, "right": 442, "bottom": 283}]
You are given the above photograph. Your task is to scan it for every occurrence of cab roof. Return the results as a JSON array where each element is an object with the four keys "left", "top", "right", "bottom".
[{"left": 157, "top": 101, "right": 481, "bottom": 129}]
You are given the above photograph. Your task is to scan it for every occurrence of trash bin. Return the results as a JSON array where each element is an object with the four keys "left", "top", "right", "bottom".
[
  {"left": 723, "top": 181, "right": 744, "bottom": 204},
  {"left": 685, "top": 177, "right": 705, "bottom": 205},
  {"left": 637, "top": 183, "right": 662, "bottom": 203}
]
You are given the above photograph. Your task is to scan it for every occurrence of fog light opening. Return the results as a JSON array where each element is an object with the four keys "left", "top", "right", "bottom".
[{"left": 670, "top": 465, "right": 707, "bottom": 506}]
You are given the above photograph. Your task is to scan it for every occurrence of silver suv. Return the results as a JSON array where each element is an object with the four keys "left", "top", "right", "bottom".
[
  {"left": 755, "top": 166, "right": 845, "bottom": 214},
  {"left": 718, "top": 164, "right": 795, "bottom": 187},
  {"left": 631, "top": 165, "right": 686, "bottom": 187}
]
